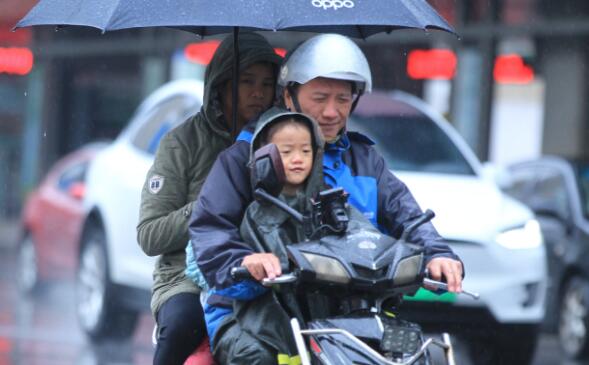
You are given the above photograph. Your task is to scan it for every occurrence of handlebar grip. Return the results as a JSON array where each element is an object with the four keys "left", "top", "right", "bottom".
[{"left": 231, "top": 266, "right": 254, "bottom": 281}]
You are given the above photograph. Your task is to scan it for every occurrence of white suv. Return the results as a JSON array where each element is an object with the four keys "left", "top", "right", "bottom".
[
  {"left": 77, "top": 79, "right": 203, "bottom": 341},
  {"left": 349, "top": 91, "right": 547, "bottom": 365}
]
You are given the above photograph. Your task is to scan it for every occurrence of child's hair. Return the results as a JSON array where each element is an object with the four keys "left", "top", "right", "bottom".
[{"left": 256, "top": 115, "right": 315, "bottom": 151}]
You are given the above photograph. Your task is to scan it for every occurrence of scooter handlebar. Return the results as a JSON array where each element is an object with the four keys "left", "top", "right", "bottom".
[
  {"left": 231, "top": 266, "right": 297, "bottom": 287},
  {"left": 231, "top": 266, "right": 254, "bottom": 281}
]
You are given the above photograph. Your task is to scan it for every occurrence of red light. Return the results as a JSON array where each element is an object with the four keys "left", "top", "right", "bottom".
[
  {"left": 184, "top": 42, "right": 285, "bottom": 65},
  {"left": 184, "top": 40, "right": 221, "bottom": 65},
  {"left": 274, "top": 48, "right": 287, "bottom": 58},
  {"left": 494, "top": 54, "right": 534, "bottom": 84},
  {"left": 407, "top": 49, "right": 456, "bottom": 80},
  {"left": 0, "top": 47, "right": 34, "bottom": 75}
]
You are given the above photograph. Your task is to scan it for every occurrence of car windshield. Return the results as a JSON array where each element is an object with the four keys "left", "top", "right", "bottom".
[
  {"left": 131, "top": 94, "right": 200, "bottom": 155},
  {"left": 348, "top": 97, "right": 475, "bottom": 175},
  {"left": 578, "top": 165, "right": 589, "bottom": 218}
]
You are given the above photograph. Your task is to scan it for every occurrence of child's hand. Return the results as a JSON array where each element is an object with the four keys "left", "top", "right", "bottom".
[{"left": 241, "top": 253, "right": 282, "bottom": 281}]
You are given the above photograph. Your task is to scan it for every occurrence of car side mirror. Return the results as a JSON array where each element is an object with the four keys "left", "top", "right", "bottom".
[{"left": 251, "top": 143, "right": 285, "bottom": 198}]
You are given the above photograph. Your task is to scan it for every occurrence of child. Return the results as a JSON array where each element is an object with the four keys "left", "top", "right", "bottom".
[{"left": 238, "top": 109, "right": 325, "bottom": 277}]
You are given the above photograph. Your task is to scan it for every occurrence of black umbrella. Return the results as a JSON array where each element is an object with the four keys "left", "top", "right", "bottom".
[
  {"left": 15, "top": 0, "right": 455, "bottom": 135},
  {"left": 15, "top": 0, "right": 454, "bottom": 37}
]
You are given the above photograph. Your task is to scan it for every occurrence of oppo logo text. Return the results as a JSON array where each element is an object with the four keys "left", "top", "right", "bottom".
[{"left": 312, "top": 0, "right": 355, "bottom": 10}]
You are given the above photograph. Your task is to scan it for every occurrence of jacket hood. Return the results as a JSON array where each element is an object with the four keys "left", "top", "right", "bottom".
[
  {"left": 202, "top": 32, "right": 283, "bottom": 138},
  {"left": 250, "top": 107, "right": 325, "bottom": 207}
]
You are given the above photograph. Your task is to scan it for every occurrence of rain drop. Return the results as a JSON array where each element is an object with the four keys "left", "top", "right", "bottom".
[
  {"left": 43, "top": 131, "right": 47, "bottom": 138},
  {"left": 24, "top": 91, "right": 27, "bottom": 97}
]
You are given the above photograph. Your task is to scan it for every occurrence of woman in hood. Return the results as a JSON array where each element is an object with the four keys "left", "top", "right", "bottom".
[{"left": 137, "top": 32, "right": 282, "bottom": 365}]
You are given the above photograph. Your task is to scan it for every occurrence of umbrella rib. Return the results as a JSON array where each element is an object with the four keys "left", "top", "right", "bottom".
[
  {"left": 101, "top": 0, "right": 125, "bottom": 31},
  {"left": 356, "top": 24, "right": 366, "bottom": 39}
]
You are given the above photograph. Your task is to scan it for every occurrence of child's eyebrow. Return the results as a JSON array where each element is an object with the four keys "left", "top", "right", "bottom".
[{"left": 277, "top": 143, "right": 313, "bottom": 148}]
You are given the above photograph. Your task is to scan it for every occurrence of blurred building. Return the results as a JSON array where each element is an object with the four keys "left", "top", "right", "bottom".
[
  {"left": 3, "top": 0, "right": 589, "bottom": 217},
  {"left": 360, "top": 0, "right": 589, "bottom": 166},
  {"left": 0, "top": 1, "right": 37, "bottom": 217}
]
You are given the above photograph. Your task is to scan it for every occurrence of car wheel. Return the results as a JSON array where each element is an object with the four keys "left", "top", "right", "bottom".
[
  {"left": 558, "top": 277, "right": 589, "bottom": 359},
  {"left": 76, "top": 224, "right": 138, "bottom": 342},
  {"left": 466, "top": 324, "right": 538, "bottom": 365},
  {"left": 18, "top": 234, "right": 40, "bottom": 294}
]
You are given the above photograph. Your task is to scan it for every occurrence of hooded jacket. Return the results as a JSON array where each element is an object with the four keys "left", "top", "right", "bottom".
[
  {"left": 195, "top": 108, "right": 323, "bottom": 339},
  {"left": 196, "top": 108, "right": 324, "bottom": 360},
  {"left": 137, "top": 32, "right": 282, "bottom": 316},
  {"left": 240, "top": 109, "right": 325, "bottom": 260}
]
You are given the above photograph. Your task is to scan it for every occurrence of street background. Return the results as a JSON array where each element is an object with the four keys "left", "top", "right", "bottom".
[{"left": 2, "top": 0, "right": 589, "bottom": 364}]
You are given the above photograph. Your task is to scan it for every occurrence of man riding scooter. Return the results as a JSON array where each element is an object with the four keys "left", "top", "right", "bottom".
[{"left": 189, "top": 33, "right": 464, "bottom": 364}]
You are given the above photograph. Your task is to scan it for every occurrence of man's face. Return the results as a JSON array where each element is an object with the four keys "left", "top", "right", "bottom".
[{"left": 284, "top": 77, "right": 353, "bottom": 142}]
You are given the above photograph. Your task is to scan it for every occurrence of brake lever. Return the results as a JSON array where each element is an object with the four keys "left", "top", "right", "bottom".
[
  {"left": 423, "top": 278, "right": 480, "bottom": 300},
  {"left": 261, "top": 273, "right": 298, "bottom": 286}
]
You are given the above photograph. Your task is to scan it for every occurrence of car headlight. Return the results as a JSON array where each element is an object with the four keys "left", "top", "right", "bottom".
[
  {"left": 302, "top": 252, "right": 350, "bottom": 284},
  {"left": 496, "top": 219, "right": 543, "bottom": 250}
]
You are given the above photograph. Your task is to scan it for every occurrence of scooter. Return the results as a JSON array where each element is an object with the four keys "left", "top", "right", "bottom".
[
  {"left": 165, "top": 144, "right": 477, "bottom": 365},
  {"left": 226, "top": 145, "right": 478, "bottom": 365}
]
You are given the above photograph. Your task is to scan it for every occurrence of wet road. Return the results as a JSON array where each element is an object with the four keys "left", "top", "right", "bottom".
[
  {"left": 0, "top": 224, "right": 578, "bottom": 365},
  {"left": 0, "top": 228, "right": 154, "bottom": 365}
]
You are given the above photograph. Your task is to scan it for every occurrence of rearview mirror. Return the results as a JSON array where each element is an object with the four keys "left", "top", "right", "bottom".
[{"left": 251, "top": 143, "right": 285, "bottom": 198}]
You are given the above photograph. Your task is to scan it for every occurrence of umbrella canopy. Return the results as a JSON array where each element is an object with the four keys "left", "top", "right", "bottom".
[
  {"left": 15, "top": 0, "right": 455, "bottom": 38},
  {"left": 15, "top": 0, "right": 455, "bottom": 137}
]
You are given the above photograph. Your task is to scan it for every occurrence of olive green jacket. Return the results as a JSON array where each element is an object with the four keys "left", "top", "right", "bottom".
[{"left": 137, "top": 32, "right": 282, "bottom": 316}]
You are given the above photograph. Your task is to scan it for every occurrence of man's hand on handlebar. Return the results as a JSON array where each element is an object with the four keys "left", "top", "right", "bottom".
[
  {"left": 426, "top": 257, "right": 463, "bottom": 293},
  {"left": 241, "top": 253, "right": 282, "bottom": 281}
]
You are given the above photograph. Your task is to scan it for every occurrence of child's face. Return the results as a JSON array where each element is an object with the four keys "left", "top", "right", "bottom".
[{"left": 270, "top": 123, "right": 313, "bottom": 193}]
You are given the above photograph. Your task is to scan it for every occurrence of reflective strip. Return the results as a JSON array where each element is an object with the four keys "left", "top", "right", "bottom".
[{"left": 277, "top": 354, "right": 302, "bottom": 365}]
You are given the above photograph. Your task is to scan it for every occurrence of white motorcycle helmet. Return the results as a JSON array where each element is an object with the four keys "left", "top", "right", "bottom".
[{"left": 278, "top": 33, "right": 373, "bottom": 96}]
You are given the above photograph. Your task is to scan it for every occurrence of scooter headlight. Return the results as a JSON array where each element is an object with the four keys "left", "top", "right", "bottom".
[
  {"left": 496, "top": 219, "right": 543, "bottom": 250},
  {"left": 302, "top": 253, "right": 350, "bottom": 284}
]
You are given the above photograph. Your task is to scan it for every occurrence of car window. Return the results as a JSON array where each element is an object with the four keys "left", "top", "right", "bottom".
[
  {"left": 131, "top": 95, "right": 200, "bottom": 154},
  {"left": 348, "top": 101, "right": 474, "bottom": 175},
  {"left": 578, "top": 165, "right": 589, "bottom": 218},
  {"left": 57, "top": 162, "right": 88, "bottom": 192},
  {"left": 531, "top": 169, "right": 570, "bottom": 220}
]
